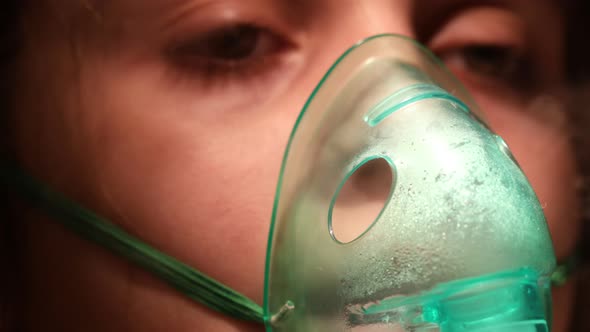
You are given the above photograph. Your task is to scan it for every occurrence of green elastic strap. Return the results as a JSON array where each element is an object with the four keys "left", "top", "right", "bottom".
[
  {"left": 551, "top": 250, "right": 580, "bottom": 287},
  {"left": 0, "top": 163, "right": 264, "bottom": 323}
]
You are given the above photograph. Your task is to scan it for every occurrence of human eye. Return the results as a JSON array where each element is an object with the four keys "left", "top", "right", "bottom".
[
  {"left": 438, "top": 44, "right": 532, "bottom": 91},
  {"left": 167, "top": 22, "right": 296, "bottom": 89},
  {"left": 428, "top": 6, "right": 538, "bottom": 97}
]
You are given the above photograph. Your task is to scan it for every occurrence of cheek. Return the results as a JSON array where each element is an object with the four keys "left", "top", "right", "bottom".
[
  {"left": 86, "top": 95, "right": 294, "bottom": 304},
  {"left": 476, "top": 95, "right": 581, "bottom": 260},
  {"left": 76, "top": 53, "right": 327, "bottom": 305}
]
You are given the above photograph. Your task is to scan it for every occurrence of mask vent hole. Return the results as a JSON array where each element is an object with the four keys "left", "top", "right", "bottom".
[{"left": 329, "top": 157, "right": 394, "bottom": 244}]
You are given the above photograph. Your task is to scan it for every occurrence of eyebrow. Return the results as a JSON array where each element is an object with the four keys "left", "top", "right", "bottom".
[
  {"left": 83, "top": 0, "right": 216, "bottom": 22},
  {"left": 412, "top": 0, "right": 561, "bottom": 41},
  {"left": 413, "top": 0, "right": 560, "bottom": 20}
]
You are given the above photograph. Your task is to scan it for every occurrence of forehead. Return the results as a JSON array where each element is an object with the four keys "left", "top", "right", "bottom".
[
  {"left": 85, "top": 0, "right": 561, "bottom": 18},
  {"left": 39, "top": 0, "right": 563, "bottom": 57}
]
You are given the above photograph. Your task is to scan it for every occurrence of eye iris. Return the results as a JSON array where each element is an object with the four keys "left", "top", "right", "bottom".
[
  {"left": 204, "top": 25, "right": 261, "bottom": 60},
  {"left": 462, "top": 45, "right": 520, "bottom": 78}
]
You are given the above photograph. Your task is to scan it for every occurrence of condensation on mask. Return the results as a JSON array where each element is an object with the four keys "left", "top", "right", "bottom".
[{"left": 263, "top": 34, "right": 556, "bottom": 331}]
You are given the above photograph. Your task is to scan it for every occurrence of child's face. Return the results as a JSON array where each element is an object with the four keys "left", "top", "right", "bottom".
[{"left": 12, "top": 0, "right": 580, "bottom": 331}]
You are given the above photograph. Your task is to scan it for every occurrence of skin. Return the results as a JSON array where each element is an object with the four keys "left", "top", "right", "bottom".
[{"left": 6, "top": 0, "right": 580, "bottom": 331}]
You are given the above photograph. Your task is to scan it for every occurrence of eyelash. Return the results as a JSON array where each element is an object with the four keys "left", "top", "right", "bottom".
[
  {"left": 435, "top": 44, "right": 535, "bottom": 93},
  {"left": 168, "top": 23, "right": 534, "bottom": 95},
  {"left": 167, "top": 23, "right": 291, "bottom": 89}
]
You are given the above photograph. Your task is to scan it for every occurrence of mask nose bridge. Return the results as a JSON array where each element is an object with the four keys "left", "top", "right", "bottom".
[{"left": 318, "top": 61, "right": 446, "bottom": 246}]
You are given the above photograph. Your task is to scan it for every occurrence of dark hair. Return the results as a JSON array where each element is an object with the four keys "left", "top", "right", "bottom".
[
  {"left": 565, "top": 1, "right": 590, "bottom": 331},
  {"left": 0, "top": 1, "right": 22, "bottom": 331}
]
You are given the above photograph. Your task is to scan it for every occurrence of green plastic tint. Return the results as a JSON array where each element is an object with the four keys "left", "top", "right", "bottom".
[{"left": 263, "top": 35, "right": 556, "bottom": 331}]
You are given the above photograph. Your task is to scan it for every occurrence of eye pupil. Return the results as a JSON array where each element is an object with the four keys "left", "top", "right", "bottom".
[
  {"left": 203, "top": 25, "right": 261, "bottom": 60},
  {"left": 462, "top": 45, "right": 523, "bottom": 79}
]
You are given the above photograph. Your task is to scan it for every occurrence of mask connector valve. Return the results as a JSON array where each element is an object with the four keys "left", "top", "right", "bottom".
[{"left": 348, "top": 268, "right": 550, "bottom": 332}]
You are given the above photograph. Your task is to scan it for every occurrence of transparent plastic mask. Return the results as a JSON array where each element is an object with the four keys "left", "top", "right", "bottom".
[{"left": 263, "top": 34, "right": 556, "bottom": 331}]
